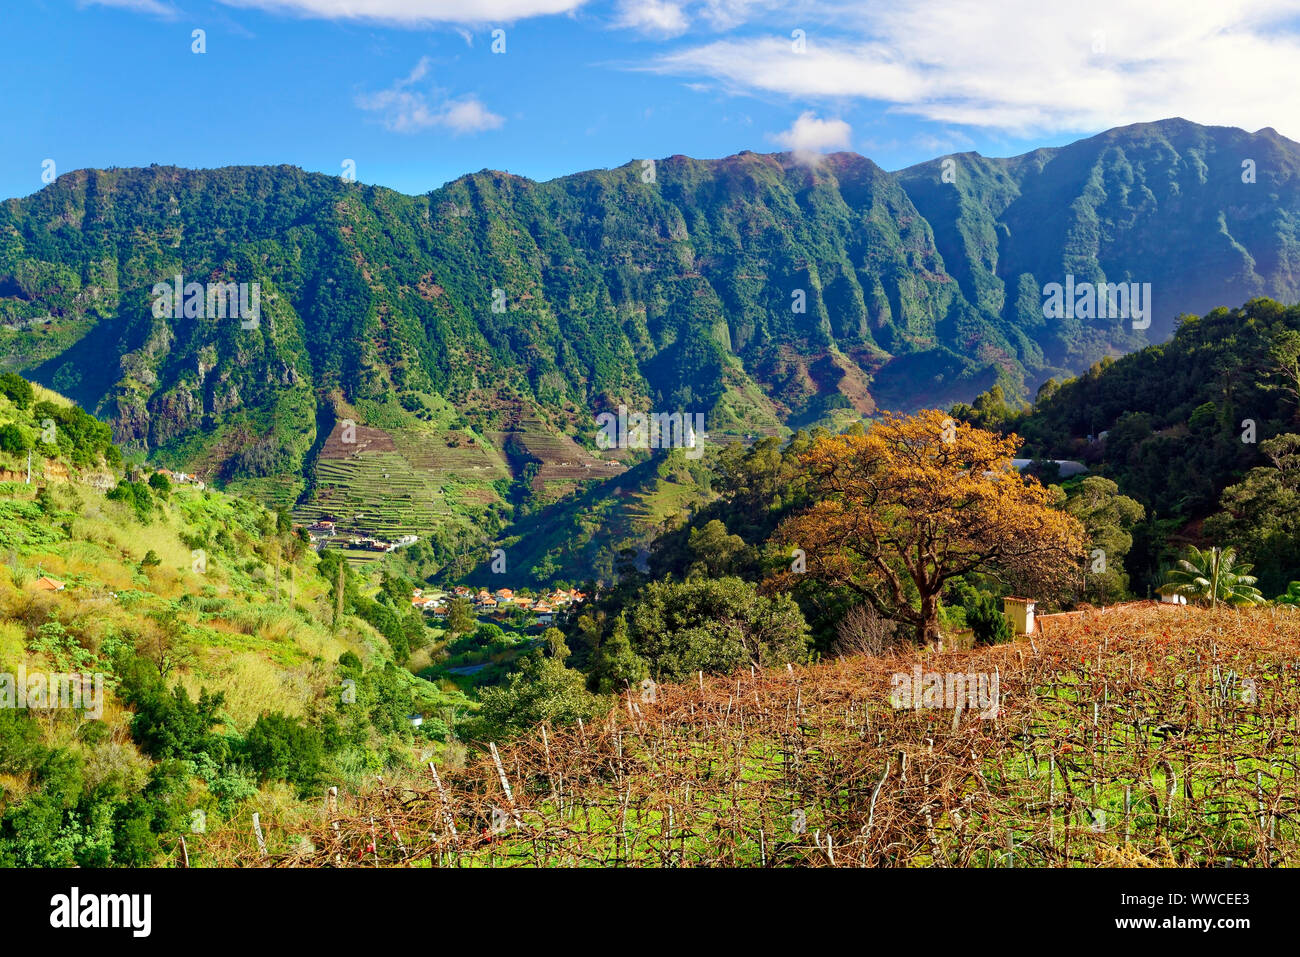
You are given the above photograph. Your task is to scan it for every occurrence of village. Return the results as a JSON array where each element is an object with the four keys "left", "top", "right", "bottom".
[
  {"left": 296, "top": 518, "right": 586, "bottom": 627},
  {"left": 301, "top": 519, "right": 417, "bottom": 553},
  {"left": 150, "top": 466, "right": 206, "bottom": 490},
  {"left": 410, "top": 584, "right": 587, "bottom": 628}
]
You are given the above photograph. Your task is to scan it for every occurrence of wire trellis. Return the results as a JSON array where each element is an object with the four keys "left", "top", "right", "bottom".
[{"left": 206, "top": 605, "right": 1300, "bottom": 868}]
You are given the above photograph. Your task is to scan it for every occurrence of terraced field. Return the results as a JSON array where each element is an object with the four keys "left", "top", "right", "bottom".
[
  {"left": 296, "top": 452, "right": 453, "bottom": 536},
  {"left": 488, "top": 416, "right": 627, "bottom": 487},
  {"left": 391, "top": 429, "right": 509, "bottom": 480},
  {"left": 293, "top": 421, "right": 511, "bottom": 541}
]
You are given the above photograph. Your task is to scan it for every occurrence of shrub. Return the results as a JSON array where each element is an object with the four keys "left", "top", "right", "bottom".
[
  {"left": 622, "top": 577, "right": 810, "bottom": 682},
  {"left": 241, "top": 712, "right": 324, "bottom": 794},
  {"left": 0, "top": 373, "right": 34, "bottom": 410},
  {"left": 833, "top": 604, "right": 906, "bottom": 656},
  {"left": 477, "top": 652, "right": 606, "bottom": 738},
  {"left": 107, "top": 479, "right": 154, "bottom": 524},
  {"left": 966, "top": 591, "right": 1013, "bottom": 646},
  {"left": 118, "top": 662, "right": 227, "bottom": 763},
  {"left": 0, "top": 424, "right": 28, "bottom": 455}
]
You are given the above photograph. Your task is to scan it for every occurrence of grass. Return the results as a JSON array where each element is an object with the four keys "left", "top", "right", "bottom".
[{"left": 0, "top": 474, "right": 378, "bottom": 737}]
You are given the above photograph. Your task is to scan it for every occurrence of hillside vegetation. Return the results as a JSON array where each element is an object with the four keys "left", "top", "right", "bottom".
[
  {"left": 234, "top": 605, "right": 1300, "bottom": 868},
  {"left": 0, "top": 378, "right": 471, "bottom": 866},
  {"left": 4, "top": 349, "right": 1299, "bottom": 867},
  {"left": 974, "top": 297, "right": 1300, "bottom": 596},
  {"left": 3, "top": 120, "right": 1299, "bottom": 584}
]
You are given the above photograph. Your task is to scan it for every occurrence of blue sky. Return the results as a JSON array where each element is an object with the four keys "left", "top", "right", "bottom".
[{"left": 4, "top": 0, "right": 1299, "bottom": 200}]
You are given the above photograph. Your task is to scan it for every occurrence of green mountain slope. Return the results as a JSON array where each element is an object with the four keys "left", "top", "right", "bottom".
[
  {"left": 0, "top": 375, "right": 470, "bottom": 865},
  {"left": 898, "top": 119, "right": 1300, "bottom": 365},
  {"left": 2, "top": 119, "right": 1298, "bottom": 582},
  {"left": 983, "top": 297, "right": 1300, "bottom": 596}
]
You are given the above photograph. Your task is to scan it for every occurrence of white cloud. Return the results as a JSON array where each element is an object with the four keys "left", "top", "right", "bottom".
[
  {"left": 356, "top": 58, "right": 505, "bottom": 134},
  {"left": 611, "top": 0, "right": 793, "bottom": 34},
  {"left": 437, "top": 97, "right": 508, "bottom": 133},
  {"left": 641, "top": 0, "right": 1300, "bottom": 139},
  {"left": 80, "top": 0, "right": 177, "bottom": 15},
  {"left": 770, "top": 111, "right": 851, "bottom": 163},
  {"left": 614, "top": 0, "right": 690, "bottom": 36},
  {"left": 216, "top": 0, "right": 588, "bottom": 24},
  {"left": 692, "top": 0, "right": 786, "bottom": 29},
  {"left": 402, "top": 57, "right": 433, "bottom": 84}
]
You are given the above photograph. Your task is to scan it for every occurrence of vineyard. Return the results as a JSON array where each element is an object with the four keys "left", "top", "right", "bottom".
[{"left": 209, "top": 605, "right": 1300, "bottom": 867}]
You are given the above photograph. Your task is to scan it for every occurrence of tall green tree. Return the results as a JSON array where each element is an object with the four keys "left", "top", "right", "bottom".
[
  {"left": 589, "top": 614, "right": 647, "bottom": 693},
  {"left": 1204, "top": 434, "right": 1300, "bottom": 595},
  {"left": 1065, "top": 476, "right": 1146, "bottom": 603},
  {"left": 446, "top": 597, "right": 476, "bottom": 639}
]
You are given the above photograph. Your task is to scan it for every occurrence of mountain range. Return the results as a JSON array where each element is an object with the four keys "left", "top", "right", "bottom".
[{"left": 2, "top": 117, "right": 1298, "bottom": 557}]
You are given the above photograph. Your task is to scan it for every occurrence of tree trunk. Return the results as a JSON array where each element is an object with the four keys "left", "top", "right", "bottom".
[{"left": 918, "top": 590, "right": 942, "bottom": 649}]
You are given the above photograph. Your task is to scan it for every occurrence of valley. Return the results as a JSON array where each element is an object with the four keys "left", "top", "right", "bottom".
[
  {"left": 6, "top": 119, "right": 1293, "bottom": 582},
  {"left": 7, "top": 0, "right": 1300, "bottom": 922}
]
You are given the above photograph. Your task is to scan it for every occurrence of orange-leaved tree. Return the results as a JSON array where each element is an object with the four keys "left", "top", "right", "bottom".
[{"left": 774, "top": 410, "right": 1084, "bottom": 645}]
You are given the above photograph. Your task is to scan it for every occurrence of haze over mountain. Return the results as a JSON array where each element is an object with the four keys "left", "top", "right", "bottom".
[{"left": 1, "top": 118, "right": 1297, "bottom": 516}]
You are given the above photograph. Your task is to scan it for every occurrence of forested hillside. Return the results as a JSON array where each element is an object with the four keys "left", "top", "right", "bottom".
[
  {"left": 2, "top": 119, "right": 1297, "bottom": 519},
  {"left": 978, "top": 297, "right": 1300, "bottom": 596}
]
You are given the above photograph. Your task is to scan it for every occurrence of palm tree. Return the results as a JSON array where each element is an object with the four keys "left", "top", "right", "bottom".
[{"left": 1161, "top": 545, "right": 1267, "bottom": 608}]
